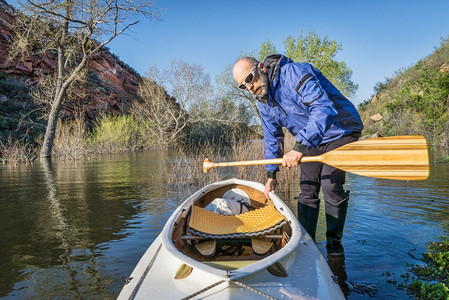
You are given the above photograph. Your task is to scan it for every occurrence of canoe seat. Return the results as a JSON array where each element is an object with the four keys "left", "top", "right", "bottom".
[
  {"left": 188, "top": 205, "right": 287, "bottom": 239},
  {"left": 187, "top": 205, "right": 286, "bottom": 257}
]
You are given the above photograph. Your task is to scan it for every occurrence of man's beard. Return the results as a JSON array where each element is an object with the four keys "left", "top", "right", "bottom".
[{"left": 256, "top": 73, "right": 269, "bottom": 103}]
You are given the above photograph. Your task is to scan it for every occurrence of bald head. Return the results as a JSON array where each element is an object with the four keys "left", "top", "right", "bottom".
[{"left": 232, "top": 57, "right": 259, "bottom": 82}]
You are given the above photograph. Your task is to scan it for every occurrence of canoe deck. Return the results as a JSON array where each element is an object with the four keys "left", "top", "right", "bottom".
[{"left": 119, "top": 231, "right": 343, "bottom": 299}]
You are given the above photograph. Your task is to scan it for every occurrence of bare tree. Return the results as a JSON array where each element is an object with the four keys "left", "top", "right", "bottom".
[
  {"left": 135, "top": 60, "right": 212, "bottom": 145},
  {"left": 131, "top": 78, "right": 187, "bottom": 146},
  {"left": 134, "top": 60, "right": 254, "bottom": 146},
  {"left": 215, "top": 64, "right": 261, "bottom": 126},
  {"left": 151, "top": 59, "right": 212, "bottom": 123},
  {"left": 133, "top": 59, "right": 212, "bottom": 146},
  {"left": 11, "top": 0, "right": 161, "bottom": 158}
]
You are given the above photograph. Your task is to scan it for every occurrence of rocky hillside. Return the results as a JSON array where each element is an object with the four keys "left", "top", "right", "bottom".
[
  {"left": 358, "top": 36, "right": 449, "bottom": 148},
  {"left": 0, "top": 0, "right": 142, "bottom": 140}
]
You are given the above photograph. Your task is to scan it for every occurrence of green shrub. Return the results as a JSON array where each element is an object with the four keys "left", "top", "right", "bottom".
[
  {"left": 409, "top": 280, "right": 449, "bottom": 300},
  {"left": 0, "top": 116, "right": 7, "bottom": 129},
  {"left": 0, "top": 75, "right": 30, "bottom": 96},
  {"left": 407, "top": 225, "right": 449, "bottom": 299},
  {"left": 89, "top": 114, "right": 141, "bottom": 152}
]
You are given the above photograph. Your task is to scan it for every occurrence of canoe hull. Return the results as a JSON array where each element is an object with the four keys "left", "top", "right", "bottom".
[{"left": 118, "top": 179, "right": 344, "bottom": 299}]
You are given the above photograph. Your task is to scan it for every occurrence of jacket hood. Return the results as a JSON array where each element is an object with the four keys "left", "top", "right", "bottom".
[{"left": 262, "top": 54, "right": 293, "bottom": 83}]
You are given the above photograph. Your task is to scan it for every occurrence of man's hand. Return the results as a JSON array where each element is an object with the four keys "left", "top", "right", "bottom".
[
  {"left": 282, "top": 150, "right": 304, "bottom": 169},
  {"left": 264, "top": 178, "right": 277, "bottom": 200}
]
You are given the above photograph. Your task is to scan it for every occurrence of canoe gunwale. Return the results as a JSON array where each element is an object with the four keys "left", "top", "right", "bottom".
[{"left": 160, "top": 178, "right": 302, "bottom": 280}]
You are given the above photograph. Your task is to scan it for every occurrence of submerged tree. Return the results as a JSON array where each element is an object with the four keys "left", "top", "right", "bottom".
[{"left": 11, "top": 0, "right": 161, "bottom": 158}]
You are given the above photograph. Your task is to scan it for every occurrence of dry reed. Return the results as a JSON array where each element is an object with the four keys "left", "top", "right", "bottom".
[
  {"left": 0, "top": 136, "right": 37, "bottom": 164},
  {"left": 164, "top": 130, "right": 302, "bottom": 198},
  {"left": 162, "top": 141, "right": 224, "bottom": 195},
  {"left": 53, "top": 117, "right": 89, "bottom": 159}
]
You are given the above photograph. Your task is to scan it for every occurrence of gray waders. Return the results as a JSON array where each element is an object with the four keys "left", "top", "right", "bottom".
[{"left": 297, "top": 133, "right": 359, "bottom": 244}]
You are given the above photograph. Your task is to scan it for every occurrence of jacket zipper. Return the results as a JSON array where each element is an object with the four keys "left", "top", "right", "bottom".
[
  {"left": 272, "top": 98, "right": 288, "bottom": 116},
  {"left": 295, "top": 74, "right": 313, "bottom": 93},
  {"left": 268, "top": 85, "right": 288, "bottom": 116}
]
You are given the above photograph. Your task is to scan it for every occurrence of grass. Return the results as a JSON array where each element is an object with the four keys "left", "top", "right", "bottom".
[{"left": 0, "top": 113, "right": 154, "bottom": 161}]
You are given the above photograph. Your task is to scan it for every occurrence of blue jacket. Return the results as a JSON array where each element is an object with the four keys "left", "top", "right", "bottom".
[{"left": 259, "top": 54, "right": 364, "bottom": 172}]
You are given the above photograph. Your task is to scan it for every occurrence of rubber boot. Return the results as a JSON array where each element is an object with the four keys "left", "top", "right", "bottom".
[
  {"left": 325, "top": 199, "right": 348, "bottom": 255},
  {"left": 325, "top": 199, "right": 348, "bottom": 241},
  {"left": 297, "top": 202, "right": 320, "bottom": 241}
]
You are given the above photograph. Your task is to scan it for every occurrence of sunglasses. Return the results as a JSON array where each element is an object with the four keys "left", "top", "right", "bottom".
[{"left": 238, "top": 66, "right": 257, "bottom": 90}]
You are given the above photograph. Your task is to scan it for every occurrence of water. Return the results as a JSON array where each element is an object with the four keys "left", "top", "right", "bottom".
[{"left": 0, "top": 151, "right": 448, "bottom": 299}]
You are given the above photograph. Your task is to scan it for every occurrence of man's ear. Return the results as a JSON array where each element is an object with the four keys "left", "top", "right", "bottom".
[{"left": 258, "top": 62, "right": 267, "bottom": 74}]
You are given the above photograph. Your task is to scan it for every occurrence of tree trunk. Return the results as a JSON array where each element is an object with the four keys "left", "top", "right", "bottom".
[
  {"left": 40, "top": 5, "right": 70, "bottom": 159},
  {"left": 39, "top": 91, "right": 65, "bottom": 158}
]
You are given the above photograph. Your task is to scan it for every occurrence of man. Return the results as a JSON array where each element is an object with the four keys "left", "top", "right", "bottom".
[{"left": 232, "top": 54, "right": 363, "bottom": 255}]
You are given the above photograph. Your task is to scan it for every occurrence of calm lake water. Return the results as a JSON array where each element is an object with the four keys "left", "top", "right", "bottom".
[{"left": 0, "top": 150, "right": 448, "bottom": 299}]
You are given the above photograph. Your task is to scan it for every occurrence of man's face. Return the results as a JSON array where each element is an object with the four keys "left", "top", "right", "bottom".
[{"left": 233, "top": 61, "right": 269, "bottom": 99}]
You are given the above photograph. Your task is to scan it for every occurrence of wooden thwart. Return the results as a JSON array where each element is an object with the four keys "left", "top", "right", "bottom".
[
  {"left": 203, "top": 135, "right": 430, "bottom": 181},
  {"left": 194, "top": 240, "right": 216, "bottom": 257},
  {"left": 251, "top": 238, "right": 273, "bottom": 255}
]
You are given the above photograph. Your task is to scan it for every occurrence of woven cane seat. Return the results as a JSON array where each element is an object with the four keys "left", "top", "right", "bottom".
[{"left": 188, "top": 205, "right": 286, "bottom": 239}]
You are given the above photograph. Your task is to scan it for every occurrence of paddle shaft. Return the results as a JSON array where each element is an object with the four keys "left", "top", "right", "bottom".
[
  {"left": 181, "top": 234, "right": 284, "bottom": 240},
  {"left": 202, "top": 136, "right": 429, "bottom": 180},
  {"left": 205, "top": 157, "right": 318, "bottom": 168}
]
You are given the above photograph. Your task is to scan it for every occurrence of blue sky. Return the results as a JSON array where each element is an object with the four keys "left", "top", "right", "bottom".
[{"left": 108, "top": 0, "right": 449, "bottom": 106}]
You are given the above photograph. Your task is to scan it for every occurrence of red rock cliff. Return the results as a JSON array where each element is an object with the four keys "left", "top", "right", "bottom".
[{"left": 0, "top": 0, "right": 141, "bottom": 125}]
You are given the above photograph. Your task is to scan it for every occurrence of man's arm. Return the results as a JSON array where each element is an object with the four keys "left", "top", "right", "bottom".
[
  {"left": 259, "top": 110, "right": 284, "bottom": 199},
  {"left": 264, "top": 178, "right": 277, "bottom": 200},
  {"left": 260, "top": 111, "right": 284, "bottom": 175},
  {"left": 290, "top": 65, "right": 338, "bottom": 148}
]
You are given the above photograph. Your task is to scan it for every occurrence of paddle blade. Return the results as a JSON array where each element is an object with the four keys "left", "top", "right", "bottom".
[{"left": 318, "top": 135, "right": 429, "bottom": 180}]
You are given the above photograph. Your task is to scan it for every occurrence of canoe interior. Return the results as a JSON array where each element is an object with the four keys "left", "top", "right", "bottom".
[{"left": 171, "top": 183, "right": 293, "bottom": 268}]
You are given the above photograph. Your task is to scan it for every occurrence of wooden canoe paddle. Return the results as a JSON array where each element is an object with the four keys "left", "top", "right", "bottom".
[{"left": 202, "top": 135, "right": 430, "bottom": 180}]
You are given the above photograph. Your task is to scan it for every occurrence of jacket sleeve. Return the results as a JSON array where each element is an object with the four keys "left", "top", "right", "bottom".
[
  {"left": 260, "top": 111, "right": 284, "bottom": 172},
  {"left": 291, "top": 66, "right": 338, "bottom": 148}
]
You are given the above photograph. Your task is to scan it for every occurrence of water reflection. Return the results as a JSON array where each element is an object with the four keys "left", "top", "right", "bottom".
[
  {"left": 0, "top": 152, "right": 448, "bottom": 299},
  {"left": 328, "top": 162, "right": 449, "bottom": 299},
  {"left": 0, "top": 152, "right": 180, "bottom": 299}
]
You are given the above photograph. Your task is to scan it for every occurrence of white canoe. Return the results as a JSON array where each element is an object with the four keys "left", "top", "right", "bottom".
[{"left": 118, "top": 179, "right": 344, "bottom": 299}]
